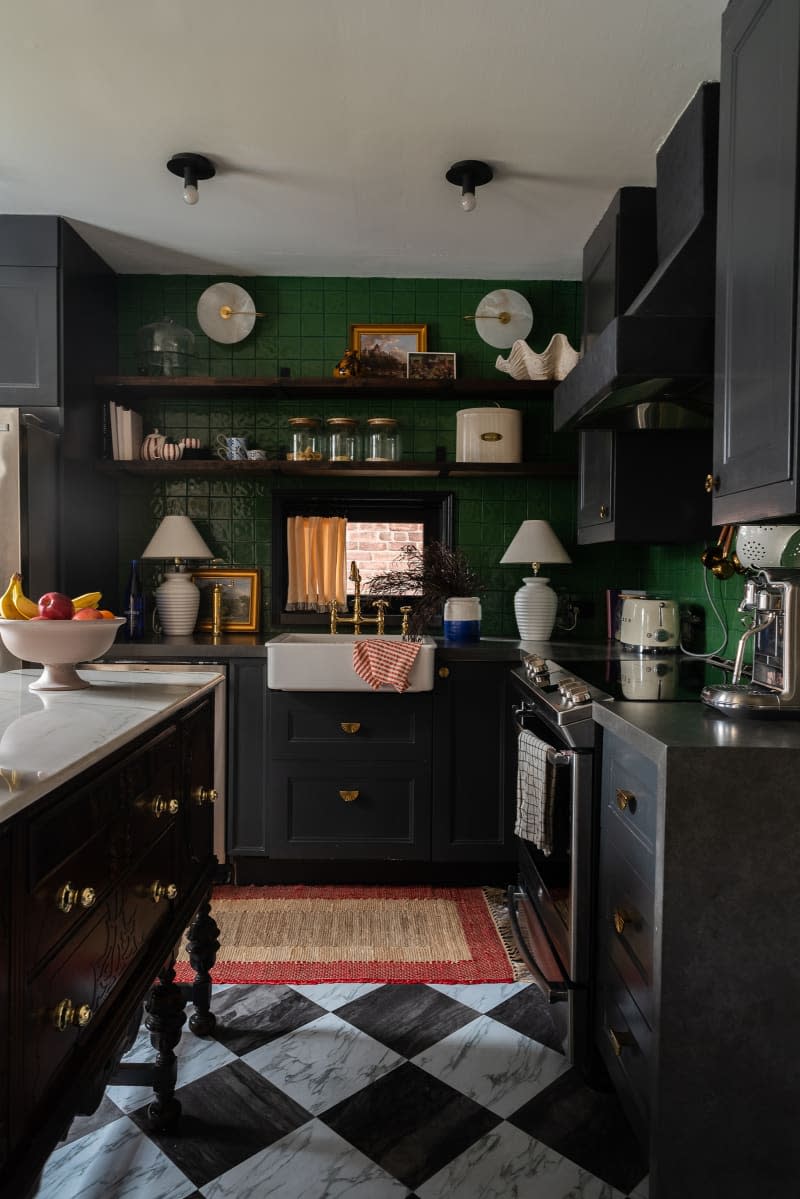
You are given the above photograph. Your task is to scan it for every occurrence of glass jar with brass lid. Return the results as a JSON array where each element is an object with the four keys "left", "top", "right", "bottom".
[
  {"left": 365, "top": 417, "right": 401, "bottom": 462},
  {"left": 286, "top": 416, "right": 324, "bottom": 461},
  {"left": 326, "top": 417, "right": 361, "bottom": 462}
]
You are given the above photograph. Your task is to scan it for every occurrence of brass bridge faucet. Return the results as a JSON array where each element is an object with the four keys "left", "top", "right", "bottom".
[{"left": 330, "top": 561, "right": 389, "bottom": 635}]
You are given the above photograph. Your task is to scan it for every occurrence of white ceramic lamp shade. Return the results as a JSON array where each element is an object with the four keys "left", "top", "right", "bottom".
[
  {"left": 141, "top": 515, "right": 213, "bottom": 635},
  {"left": 500, "top": 520, "right": 571, "bottom": 640}
]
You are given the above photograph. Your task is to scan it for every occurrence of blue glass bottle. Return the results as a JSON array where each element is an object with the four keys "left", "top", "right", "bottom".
[{"left": 123, "top": 559, "right": 145, "bottom": 640}]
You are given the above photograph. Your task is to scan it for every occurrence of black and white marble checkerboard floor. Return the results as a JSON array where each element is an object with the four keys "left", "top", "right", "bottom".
[{"left": 33, "top": 982, "right": 649, "bottom": 1199}]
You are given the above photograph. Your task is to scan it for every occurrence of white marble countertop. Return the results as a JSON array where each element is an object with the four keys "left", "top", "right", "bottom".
[{"left": 0, "top": 666, "right": 224, "bottom": 824}]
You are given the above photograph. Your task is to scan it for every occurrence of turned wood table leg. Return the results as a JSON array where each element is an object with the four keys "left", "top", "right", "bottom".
[
  {"left": 185, "top": 891, "right": 220, "bottom": 1036},
  {"left": 144, "top": 961, "right": 186, "bottom": 1130}
]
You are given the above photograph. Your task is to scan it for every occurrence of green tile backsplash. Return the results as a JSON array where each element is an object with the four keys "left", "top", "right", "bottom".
[{"left": 117, "top": 274, "right": 724, "bottom": 649}]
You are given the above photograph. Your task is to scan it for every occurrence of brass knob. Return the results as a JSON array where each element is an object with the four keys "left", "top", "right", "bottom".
[
  {"left": 607, "top": 1026, "right": 634, "bottom": 1057},
  {"left": 51, "top": 998, "right": 93, "bottom": 1031},
  {"left": 56, "top": 882, "right": 97, "bottom": 914},
  {"left": 339, "top": 790, "right": 359, "bottom": 802},
  {"left": 616, "top": 788, "right": 636, "bottom": 812},
  {"left": 150, "top": 881, "right": 178, "bottom": 904},
  {"left": 704, "top": 473, "right": 720, "bottom": 494},
  {"left": 150, "top": 795, "right": 180, "bottom": 817},
  {"left": 438, "top": 666, "right": 450, "bottom": 679},
  {"left": 599, "top": 504, "right": 609, "bottom": 519},
  {"left": 192, "top": 785, "right": 218, "bottom": 806},
  {"left": 340, "top": 722, "right": 361, "bottom": 734},
  {"left": 613, "top": 907, "right": 638, "bottom": 935}
]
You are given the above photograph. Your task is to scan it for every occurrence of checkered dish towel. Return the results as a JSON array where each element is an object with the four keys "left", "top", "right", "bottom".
[
  {"left": 515, "top": 729, "right": 557, "bottom": 856},
  {"left": 352, "top": 639, "right": 421, "bottom": 692}
]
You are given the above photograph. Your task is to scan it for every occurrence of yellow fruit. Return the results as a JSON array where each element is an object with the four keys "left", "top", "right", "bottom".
[
  {"left": 72, "top": 591, "right": 102, "bottom": 611},
  {"left": 11, "top": 577, "right": 38, "bottom": 619},
  {"left": 0, "top": 573, "right": 24, "bottom": 620}
]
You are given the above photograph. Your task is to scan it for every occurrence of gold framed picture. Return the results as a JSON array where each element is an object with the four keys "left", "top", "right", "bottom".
[
  {"left": 407, "top": 351, "right": 457, "bottom": 380},
  {"left": 350, "top": 323, "right": 428, "bottom": 378},
  {"left": 192, "top": 568, "right": 261, "bottom": 632}
]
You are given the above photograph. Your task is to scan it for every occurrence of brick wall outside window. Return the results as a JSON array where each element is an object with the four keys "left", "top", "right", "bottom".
[{"left": 346, "top": 521, "right": 423, "bottom": 594}]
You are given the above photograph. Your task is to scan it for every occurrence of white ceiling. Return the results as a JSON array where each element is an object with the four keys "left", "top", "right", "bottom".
[{"left": 0, "top": 0, "right": 726, "bottom": 278}]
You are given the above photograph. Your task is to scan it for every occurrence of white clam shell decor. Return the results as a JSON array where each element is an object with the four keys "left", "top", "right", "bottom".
[{"left": 495, "top": 334, "right": 581, "bottom": 382}]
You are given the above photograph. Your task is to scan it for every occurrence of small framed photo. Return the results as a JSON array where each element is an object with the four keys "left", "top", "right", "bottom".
[
  {"left": 192, "top": 568, "right": 261, "bottom": 632},
  {"left": 350, "top": 323, "right": 427, "bottom": 378},
  {"left": 407, "top": 351, "right": 457, "bottom": 381}
]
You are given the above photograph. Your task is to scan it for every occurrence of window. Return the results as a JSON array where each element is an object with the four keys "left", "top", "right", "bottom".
[{"left": 271, "top": 491, "right": 453, "bottom": 627}]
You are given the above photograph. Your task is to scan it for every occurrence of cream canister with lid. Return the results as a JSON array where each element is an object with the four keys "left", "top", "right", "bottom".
[{"left": 456, "top": 407, "right": 521, "bottom": 462}]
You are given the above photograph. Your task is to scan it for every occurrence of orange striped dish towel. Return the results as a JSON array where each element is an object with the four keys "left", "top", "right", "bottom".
[{"left": 352, "top": 639, "right": 422, "bottom": 692}]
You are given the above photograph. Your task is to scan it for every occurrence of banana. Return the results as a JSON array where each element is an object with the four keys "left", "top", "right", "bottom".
[
  {"left": 0, "top": 573, "right": 24, "bottom": 620},
  {"left": 72, "top": 591, "right": 102, "bottom": 611},
  {"left": 11, "top": 577, "right": 38, "bottom": 619}
]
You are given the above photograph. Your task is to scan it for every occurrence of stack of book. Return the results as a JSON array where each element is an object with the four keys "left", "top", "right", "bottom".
[{"left": 108, "top": 401, "right": 143, "bottom": 460}]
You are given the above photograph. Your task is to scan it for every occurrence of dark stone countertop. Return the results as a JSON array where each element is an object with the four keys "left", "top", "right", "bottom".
[{"left": 593, "top": 697, "right": 800, "bottom": 756}]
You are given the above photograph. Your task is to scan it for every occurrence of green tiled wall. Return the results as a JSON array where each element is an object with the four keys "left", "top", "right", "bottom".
[{"left": 117, "top": 275, "right": 723, "bottom": 648}]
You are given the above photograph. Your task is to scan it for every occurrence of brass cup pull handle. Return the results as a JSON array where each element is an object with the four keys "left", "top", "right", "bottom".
[
  {"left": 51, "top": 998, "right": 93, "bottom": 1031},
  {"left": 150, "top": 795, "right": 180, "bottom": 818},
  {"left": 607, "top": 1026, "right": 634, "bottom": 1057},
  {"left": 339, "top": 790, "right": 359, "bottom": 803},
  {"left": 192, "top": 785, "right": 218, "bottom": 806},
  {"left": 150, "top": 880, "right": 178, "bottom": 904},
  {"left": 616, "top": 788, "right": 636, "bottom": 812},
  {"left": 340, "top": 722, "right": 361, "bottom": 734},
  {"left": 56, "top": 883, "right": 97, "bottom": 914}
]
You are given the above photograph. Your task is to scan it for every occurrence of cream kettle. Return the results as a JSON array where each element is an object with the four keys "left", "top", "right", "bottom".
[{"left": 618, "top": 596, "right": 680, "bottom": 652}]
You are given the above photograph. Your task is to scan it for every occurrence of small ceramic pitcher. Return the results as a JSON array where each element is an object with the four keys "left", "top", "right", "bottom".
[{"left": 140, "top": 429, "right": 167, "bottom": 461}]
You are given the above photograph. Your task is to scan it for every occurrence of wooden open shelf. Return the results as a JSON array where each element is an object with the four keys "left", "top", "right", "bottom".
[
  {"left": 96, "top": 458, "right": 575, "bottom": 480},
  {"left": 95, "top": 375, "right": 556, "bottom": 399}
]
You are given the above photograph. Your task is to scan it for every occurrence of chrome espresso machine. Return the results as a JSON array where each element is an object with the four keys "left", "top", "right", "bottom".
[{"left": 702, "top": 568, "right": 800, "bottom": 715}]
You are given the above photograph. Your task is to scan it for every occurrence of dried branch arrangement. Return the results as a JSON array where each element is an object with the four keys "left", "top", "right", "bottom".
[{"left": 366, "top": 541, "right": 485, "bottom": 636}]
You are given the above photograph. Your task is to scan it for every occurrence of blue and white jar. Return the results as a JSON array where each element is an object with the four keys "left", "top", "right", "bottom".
[{"left": 443, "top": 596, "right": 482, "bottom": 644}]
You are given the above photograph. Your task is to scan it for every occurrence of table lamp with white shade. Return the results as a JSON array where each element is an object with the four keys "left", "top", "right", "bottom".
[
  {"left": 141, "top": 515, "right": 213, "bottom": 635},
  {"left": 500, "top": 520, "right": 571, "bottom": 640}
]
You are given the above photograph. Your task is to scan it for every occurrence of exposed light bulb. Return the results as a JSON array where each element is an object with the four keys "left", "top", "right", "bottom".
[
  {"left": 183, "top": 182, "right": 199, "bottom": 205},
  {"left": 461, "top": 189, "right": 477, "bottom": 213}
]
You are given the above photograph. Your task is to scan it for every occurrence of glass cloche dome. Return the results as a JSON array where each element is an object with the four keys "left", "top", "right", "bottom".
[{"left": 136, "top": 318, "right": 195, "bottom": 377}]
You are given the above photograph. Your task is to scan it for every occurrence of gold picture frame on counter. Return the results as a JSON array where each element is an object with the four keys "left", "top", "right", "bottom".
[
  {"left": 192, "top": 568, "right": 261, "bottom": 632},
  {"left": 350, "top": 323, "right": 427, "bottom": 378}
]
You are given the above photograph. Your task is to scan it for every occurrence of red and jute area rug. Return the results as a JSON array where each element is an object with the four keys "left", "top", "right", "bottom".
[{"left": 175, "top": 885, "right": 526, "bottom": 985}]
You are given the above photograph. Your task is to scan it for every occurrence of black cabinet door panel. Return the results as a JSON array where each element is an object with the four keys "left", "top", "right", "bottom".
[{"left": 0, "top": 268, "right": 59, "bottom": 406}]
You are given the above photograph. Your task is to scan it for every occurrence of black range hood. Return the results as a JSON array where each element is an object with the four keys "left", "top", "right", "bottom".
[{"left": 554, "top": 82, "right": 720, "bottom": 432}]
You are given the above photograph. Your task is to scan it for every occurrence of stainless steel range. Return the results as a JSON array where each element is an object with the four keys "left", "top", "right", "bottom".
[{"left": 507, "top": 650, "right": 732, "bottom": 1073}]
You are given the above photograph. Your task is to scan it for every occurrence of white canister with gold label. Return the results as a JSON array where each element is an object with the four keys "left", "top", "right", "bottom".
[{"left": 456, "top": 407, "right": 522, "bottom": 462}]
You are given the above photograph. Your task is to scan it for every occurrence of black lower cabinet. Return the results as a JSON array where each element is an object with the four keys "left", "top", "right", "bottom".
[{"left": 227, "top": 660, "right": 270, "bottom": 857}]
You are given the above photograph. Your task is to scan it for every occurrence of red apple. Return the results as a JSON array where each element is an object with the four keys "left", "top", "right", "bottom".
[
  {"left": 38, "top": 592, "right": 75, "bottom": 620},
  {"left": 72, "top": 608, "right": 104, "bottom": 620}
]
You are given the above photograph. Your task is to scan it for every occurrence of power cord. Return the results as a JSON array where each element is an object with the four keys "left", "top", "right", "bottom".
[{"left": 679, "top": 569, "right": 729, "bottom": 658}]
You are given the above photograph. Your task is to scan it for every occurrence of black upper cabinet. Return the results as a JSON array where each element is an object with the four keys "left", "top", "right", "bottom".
[
  {"left": 712, "top": 0, "right": 800, "bottom": 522},
  {"left": 578, "top": 429, "right": 712, "bottom": 544}
]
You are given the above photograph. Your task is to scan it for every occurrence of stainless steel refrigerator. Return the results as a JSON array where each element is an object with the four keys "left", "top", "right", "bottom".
[{"left": 0, "top": 408, "right": 59, "bottom": 670}]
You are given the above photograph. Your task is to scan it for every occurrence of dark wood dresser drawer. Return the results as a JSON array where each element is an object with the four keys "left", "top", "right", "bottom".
[
  {"left": 597, "top": 957, "right": 652, "bottom": 1144},
  {"left": 600, "top": 839, "right": 655, "bottom": 1029},
  {"left": 269, "top": 691, "right": 432, "bottom": 761},
  {"left": 602, "top": 732, "right": 658, "bottom": 858},
  {"left": 269, "top": 761, "right": 430, "bottom": 859}
]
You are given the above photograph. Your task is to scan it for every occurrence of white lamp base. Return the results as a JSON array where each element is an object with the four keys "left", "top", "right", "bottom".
[
  {"left": 155, "top": 571, "right": 201, "bottom": 635},
  {"left": 513, "top": 576, "right": 558, "bottom": 640}
]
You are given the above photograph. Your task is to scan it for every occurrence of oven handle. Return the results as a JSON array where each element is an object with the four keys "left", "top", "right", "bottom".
[
  {"left": 513, "top": 709, "right": 574, "bottom": 767},
  {"left": 506, "top": 885, "right": 569, "bottom": 1002}
]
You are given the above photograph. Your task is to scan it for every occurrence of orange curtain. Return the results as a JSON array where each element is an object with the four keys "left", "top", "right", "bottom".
[{"left": 286, "top": 516, "right": 347, "bottom": 611}]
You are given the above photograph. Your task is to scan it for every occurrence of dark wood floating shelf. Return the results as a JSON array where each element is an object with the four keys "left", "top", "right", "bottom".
[
  {"left": 95, "top": 375, "right": 556, "bottom": 398},
  {"left": 97, "top": 458, "right": 575, "bottom": 480}
]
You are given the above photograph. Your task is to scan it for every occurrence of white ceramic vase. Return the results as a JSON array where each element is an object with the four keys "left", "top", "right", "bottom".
[
  {"left": 155, "top": 571, "right": 201, "bottom": 635},
  {"left": 513, "top": 577, "right": 558, "bottom": 640}
]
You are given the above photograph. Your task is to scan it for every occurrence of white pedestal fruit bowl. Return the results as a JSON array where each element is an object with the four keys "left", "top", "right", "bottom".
[{"left": 0, "top": 618, "right": 125, "bottom": 691}]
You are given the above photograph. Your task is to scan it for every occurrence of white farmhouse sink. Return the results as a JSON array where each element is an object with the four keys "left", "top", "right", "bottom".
[{"left": 266, "top": 633, "right": 436, "bottom": 691}]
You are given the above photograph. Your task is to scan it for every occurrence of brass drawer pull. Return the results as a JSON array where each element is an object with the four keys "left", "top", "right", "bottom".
[
  {"left": 150, "top": 795, "right": 180, "bottom": 818},
  {"left": 616, "top": 788, "right": 636, "bottom": 812},
  {"left": 192, "top": 785, "right": 218, "bottom": 806},
  {"left": 607, "top": 1026, "right": 634, "bottom": 1057},
  {"left": 339, "top": 790, "right": 359, "bottom": 803},
  {"left": 340, "top": 722, "right": 361, "bottom": 734},
  {"left": 150, "top": 880, "right": 178, "bottom": 904},
  {"left": 612, "top": 907, "right": 639, "bottom": 936},
  {"left": 56, "top": 883, "right": 97, "bottom": 914},
  {"left": 51, "top": 998, "right": 93, "bottom": 1032},
  {"left": 438, "top": 666, "right": 450, "bottom": 679},
  {"left": 599, "top": 504, "right": 609, "bottom": 519}
]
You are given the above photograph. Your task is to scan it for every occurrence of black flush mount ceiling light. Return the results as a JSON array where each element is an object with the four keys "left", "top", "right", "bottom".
[
  {"left": 167, "top": 152, "right": 216, "bottom": 206},
  {"left": 445, "top": 159, "right": 493, "bottom": 212}
]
